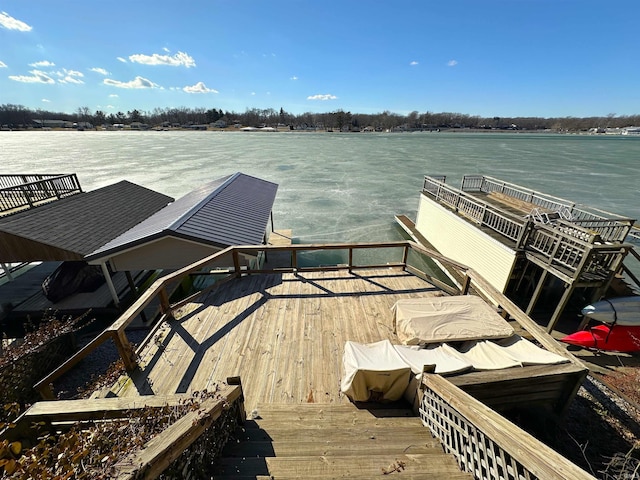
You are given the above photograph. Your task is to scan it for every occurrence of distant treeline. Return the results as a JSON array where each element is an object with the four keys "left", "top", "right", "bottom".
[{"left": 2, "top": 103, "right": 639, "bottom": 132}]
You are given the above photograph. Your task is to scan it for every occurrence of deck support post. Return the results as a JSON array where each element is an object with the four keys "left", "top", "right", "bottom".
[
  {"left": 526, "top": 270, "right": 548, "bottom": 315},
  {"left": 547, "top": 282, "right": 575, "bottom": 333},
  {"left": 100, "top": 262, "right": 120, "bottom": 308}
]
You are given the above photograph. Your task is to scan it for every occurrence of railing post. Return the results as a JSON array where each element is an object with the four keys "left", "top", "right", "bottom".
[
  {"left": 291, "top": 250, "right": 298, "bottom": 270},
  {"left": 159, "top": 286, "right": 171, "bottom": 314},
  {"left": 402, "top": 245, "right": 409, "bottom": 269},
  {"left": 232, "top": 250, "right": 242, "bottom": 277},
  {"left": 348, "top": 247, "right": 353, "bottom": 272},
  {"left": 112, "top": 330, "right": 138, "bottom": 371}
]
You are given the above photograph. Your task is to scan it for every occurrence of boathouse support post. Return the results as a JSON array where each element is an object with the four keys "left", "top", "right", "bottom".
[
  {"left": 0, "top": 263, "right": 13, "bottom": 281},
  {"left": 100, "top": 262, "right": 120, "bottom": 308},
  {"left": 526, "top": 269, "right": 548, "bottom": 315},
  {"left": 547, "top": 282, "right": 575, "bottom": 333},
  {"left": 592, "top": 247, "right": 631, "bottom": 302}
]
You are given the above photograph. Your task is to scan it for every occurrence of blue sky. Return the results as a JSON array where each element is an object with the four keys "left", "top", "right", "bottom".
[{"left": 1, "top": 1, "right": 639, "bottom": 118}]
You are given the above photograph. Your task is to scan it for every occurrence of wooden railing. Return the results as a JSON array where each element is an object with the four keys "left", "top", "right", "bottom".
[
  {"left": 0, "top": 173, "right": 82, "bottom": 215},
  {"left": 35, "top": 241, "right": 463, "bottom": 398},
  {"left": 420, "top": 374, "right": 595, "bottom": 480},
  {"left": 35, "top": 239, "right": 583, "bottom": 400},
  {"left": 423, "top": 176, "right": 528, "bottom": 244},
  {"left": 423, "top": 175, "right": 635, "bottom": 277},
  {"left": 461, "top": 174, "right": 635, "bottom": 243},
  {"left": 31, "top": 241, "right": 592, "bottom": 478}
]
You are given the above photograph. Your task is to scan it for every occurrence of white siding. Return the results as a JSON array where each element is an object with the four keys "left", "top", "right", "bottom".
[{"left": 415, "top": 195, "right": 516, "bottom": 292}]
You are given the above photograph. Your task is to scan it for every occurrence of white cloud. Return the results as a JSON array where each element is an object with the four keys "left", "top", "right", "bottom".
[
  {"left": 90, "top": 67, "right": 110, "bottom": 75},
  {"left": 129, "top": 51, "right": 196, "bottom": 68},
  {"left": 60, "top": 75, "right": 84, "bottom": 84},
  {"left": 0, "top": 11, "right": 32, "bottom": 31},
  {"left": 117, "top": 57, "right": 127, "bottom": 63},
  {"left": 447, "top": 60, "right": 458, "bottom": 67},
  {"left": 251, "top": 92, "right": 256, "bottom": 96},
  {"left": 183, "top": 81, "right": 218, "bottom": 94},
  {"left": 163, "top": 47, "right": 170, "bottom": 53},
  {"left": 30, "top": 60, "right": 55, "bottom": 67},
  {"left": 109, "top": 94, "right": 119, "bottom": 98},
  {"left": 104, "top": 76, "right": 159, "bottom": 89},
  {"left": 106, "top": 104, "right": 115, "bottom": 109},
  {"left": 307, "top": 94, "right": 337, "bottom": 101},
  {"left": 9, "top": 69, "right": 54, "bottom": 84},
  {"left": 41, "top": 98, "right": 50, "bottom": 103},
  {"left": 0, "top": 61, "right": 6, "bottom": 68},
  {"left": 410, "top": 61, "right": 418, "bottom": 66},
  {"left": 290, "top": 76, "right": 298, "bottom": 80}
]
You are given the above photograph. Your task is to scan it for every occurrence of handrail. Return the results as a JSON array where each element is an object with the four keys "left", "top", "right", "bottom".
[
  {"left": 34, "top": 240, "right": 584, "bottom": 399},
  {"left": 0, "top": 173, "right": 82, "bottom": 215},
  {"left": 34, "top": 241, "right": 423, "bottom": 397},
  {"left": 466, "top": 174, "right": 635, "bottom": 228},
  {"left": 420, "top": 374, "right": 595, "bottom": 480}
]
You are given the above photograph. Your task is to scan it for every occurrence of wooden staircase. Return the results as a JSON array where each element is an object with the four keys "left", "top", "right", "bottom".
[{"left": 213, "top": 403, "right": 471, "bottom": 479}]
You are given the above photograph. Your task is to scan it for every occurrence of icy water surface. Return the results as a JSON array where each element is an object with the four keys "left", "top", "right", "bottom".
[{"left": 2, "top": 131, "right": 639, "bottom": 246}]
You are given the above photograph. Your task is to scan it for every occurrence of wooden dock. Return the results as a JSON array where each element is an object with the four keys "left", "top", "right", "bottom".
[
  {"left": 108, "top": 268, "right": 441, "bottom": 409},
  {"left": 28, "top": 242, "right": 594, "bottom": 479}
]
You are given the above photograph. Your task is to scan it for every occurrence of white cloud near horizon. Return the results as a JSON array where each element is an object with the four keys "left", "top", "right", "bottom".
[
  {"left": 9, "top": 69, "right": 54, "bottom": 84},
  {"left": 90, "top": 67, "right": 110, "bottom": 75},
  {"left": 447, "top": 60, "right": 458, "bottom": 67},
  {"left": 0, "top": 61, "right": 7, "bottom": 68},
  {"left": 129, "top": 51, "right": 196, "bottom": 68},
  {"left": 183, "top": 81, "right": 218, "bottom": 94},
  {"left": 109, "top": 94, "right": 119, "bottom": 98},
  {"left": 410, "top": 61, "right": 418, "bottom": 66},
  {"left": 307, "top": 94, "right": 337, "bottom": 101},
  {"left": 41, "top": 98, "right": 50, "bottom": 103},
  {"left": 30, "top": 60, "right": 55, "bottom": 67},
  {"left": 290, "top": 76, "right": 298, "bottom": 80},
  {"left": 104, "top": 76, "right": 159, "bottom": 89},
  {"left": 0, "top": 11, "right": 32, "bottom": 31},
  {"left": 117, "top": 57, "right": 127, "bottom": 63}
]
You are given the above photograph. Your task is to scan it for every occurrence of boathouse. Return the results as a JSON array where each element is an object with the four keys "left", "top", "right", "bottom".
[
  {"left": 0, "top": 172, "right": 278, "bottom": 318},
  {"left": 414, "top": 175, "right": 640, "bottom": 331},
  {"left": 85, "top": 172, "right": 279, "bottom": 273}
]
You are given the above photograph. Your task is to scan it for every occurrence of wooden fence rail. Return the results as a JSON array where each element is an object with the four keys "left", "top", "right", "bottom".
[{"left": 420, "top": 374, "right": 596, "bottom": 480}]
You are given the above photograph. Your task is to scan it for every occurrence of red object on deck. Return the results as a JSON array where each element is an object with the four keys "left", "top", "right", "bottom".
[{"left": 561, "top": 324, "right": 640, "bottom": 352}]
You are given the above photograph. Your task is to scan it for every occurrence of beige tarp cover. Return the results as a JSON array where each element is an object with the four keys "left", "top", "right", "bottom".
[
  {"left": 440, "top": 335, "right": 569, "bottom": 371},
  {"left": 393, "top": 344, "right": 473, "bottom": 376},
  {"left": 341, "top": 340, "right": 411, "bottom": 402},
  {"left": 392, "top": 296, "right": 514, "bottom": 345}
]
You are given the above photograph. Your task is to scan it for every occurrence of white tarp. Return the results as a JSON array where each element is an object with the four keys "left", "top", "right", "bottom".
[
  {"left": 341, "top": 340, "right": 411, "bottom": 402},
  {"left": 392, "top": 295, "right": 514, "bottom": 345},
  {"left": 439, "top": 336, "right": 570, "bottom": 371},
  {"left": 393, "top": 344, "right": 473, "bottom": 376},
  {"left": 496, "top": 335, "right": 569, "bottom": 365},
  {"left": 442, "top": 341, "right": 523, "bottom": 370}
]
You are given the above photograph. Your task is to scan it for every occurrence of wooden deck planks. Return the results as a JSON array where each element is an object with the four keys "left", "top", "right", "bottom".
[{"left": 116, "top": 268, "right": 439, "bottom": 409}]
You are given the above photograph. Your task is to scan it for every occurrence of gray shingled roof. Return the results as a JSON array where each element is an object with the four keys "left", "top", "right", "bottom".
[
  {"left": 0, "top": 181, "right": 173, "bottom": 261},
  {"left": 87, "top": 172, "right": 278, "bottom": 260}
]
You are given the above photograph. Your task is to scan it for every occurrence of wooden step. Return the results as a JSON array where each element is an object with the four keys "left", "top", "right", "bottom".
[
  {"left": 213, "top": 454, "right": 469, "bottom": 478},
  {"left": 213, "top": 403, "right": 470, "bottom": 479},
  {"left": 223, "top": 438, "right": 443, "bottom": 457}
]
